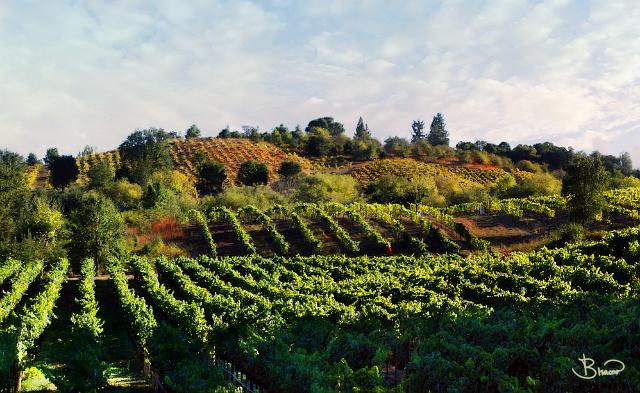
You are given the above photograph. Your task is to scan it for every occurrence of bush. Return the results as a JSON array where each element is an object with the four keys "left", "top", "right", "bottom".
[
  {"left": 447, "top": 184, "right": 489, "bottom": 205},
  {"left": 142, "top": 182, "right": 171, "bottom": 209},
  {"left": 150, "top": 170, "right": 198, "bottom": 201},
  {"left": 237, "top": 161, "right": 269, "bottom": 186},
  {"left": 69, "top": 191, "right": 126, "bottom": 271},
  {"left": 490, "top": 174, "right": 517, "bottom": 198},
  {"left": 549, "top": 223, "right": 585, "bottom": 247},
  {"left": 610, "top": 173, "right": 640, "bottom": 189},
  {"left": 367, "top": 174, "right": 444, "bottom": 206},
  {"left": 106, "top": 179, "right": 144, "bottom": 210},
  {"left": 278, "top": 160, "right": 302, "bottom": 178},
  {"left": 383, "top": 137, "right": 411, "bottom": 157},
  {"left": 516, "top": 160, "right": 544, "bottom": 173},
  {"left": 296, "top": 174, "right": 363, "bottom": 204},
  {"left": 412, "top": 140, "right": 455, "bottom": 161},
  {"left": 209, "top": 185, "right": 286, "bottom": 211},
  {"left": 366, "top": 175, "right": 409, "bottom": 204},
  {"left": 87, "top": 160, "right": 115, "bottom": 190},
  {"left": 351, "top": 138, "right": 381, "bottom": 161},
  {"left": 433, "top": 175, "right": 487, "bottom": 205},
  {"left": 304, "top": 127, "right": 333, "bottom": 157},
  {"left": 21, "top": 196, "right": 65, "bottom": 243},
  {"left": 197, "top": 161, "right": 227, "bottom": 195},
  {"left": 508, "top": 173, "right": 561, "bottom": 198}
]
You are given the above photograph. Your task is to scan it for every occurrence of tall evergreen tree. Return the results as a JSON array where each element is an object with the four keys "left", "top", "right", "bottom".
[
  {"left": 354, "top": 117, "right": 371, "bottom": 139},
  {"left": 427, "top": 113, "right": 450, "bottom": 146},
  {"left": 411, "top": 120, "right": 425, "bottom": 143}
]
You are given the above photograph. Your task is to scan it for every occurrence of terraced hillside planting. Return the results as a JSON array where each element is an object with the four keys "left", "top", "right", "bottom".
[
  {"left": 170, "top": 138, "right": 311, "bottom": 184},
  {"left": 76, "top": 151, "right": 121, "bottom": 185},
  {"left": 73, "top": 138, "right": 311, "bottom": 186},
  {"left": 181, "top": 203, "right": 484, "bottom": 258},
  {"left": 350, "top": 158, "right": 509, "bottom": 187}
]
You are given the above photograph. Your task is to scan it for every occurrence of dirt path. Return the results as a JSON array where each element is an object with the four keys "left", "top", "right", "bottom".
[
  {"left": 20, "top": 277, "right": 153, "bottom": 392},
  {"left": 455, "top": 213, "right": 557, "bottom": 251},
  {"left": 95, "top": 276, "right": 154, "bottom": 392}
]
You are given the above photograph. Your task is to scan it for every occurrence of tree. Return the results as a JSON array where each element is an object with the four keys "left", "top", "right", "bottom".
[
  {"left": 44, "top": 147, "right": 59, "bottom": 165},
  {"left": 426, "top": 113, "right": 449, "bottom": 146},
  {"left": 411, "top": 120, "right": 425, "bottom": 143},
  {"left": 142, "top": 182, "right": 170, "bottom": 209},
  {"left": 218, "top": 127, "right": 231, "bottom": 138},
  {"left": 533, "top": 142, "right": 573, "bottom": 170},
  {"left": 49, "top": 155, "right": 79, "bottom": 191},
  {"left": 237, "top": 161, "right": 269, "bottom": 186},
  {"left": 79, "top": 145, "right": 95, "bottom": 157},
  {"left": 69, "top": 192, "right": 125, "bottom": 271},
  {"left": 354, "top": 117, "right": 371, "bottom": 139},
  {"left": 562, "top": 154, "right": 610, "bottom": 223},
  {"left": 383, "top": 137, "right": 411, "bottom": 157},
  {"left": 26, "top": 153, "right": 39, "bottom": 165},
  {"left": 305, "top": 117, "right": 345, "bottom": 137},
  {"left": 24, "top": 196, "right": 64, "bottom": 243},
  {"left": 509, "top": 144, "right": 537, "bottom": 162},
  {"left": 620, "top": 153, "right": 633, "bottom": 176},
  {"left": 295, "top": 174, "right": 362, "bottom": 204},
  {"left": 118, "top": 128, "right": 172, "bottom": 185},
  {"left": 87, "top": 161, "right": 114, "bottom": 190},
  {"left": 197, "top": 161, "right": 227, "bottom": 195},
  {"left": 278, "top": 160, "right": 302, "bottom": 178},
  {"left": 304, "top": 127, "right": 333, "bottom": 157},
  {"left": 351, "top": 138, "right": 381, "bottom": 161},
  {"left": 456, "top": 141, "right": 477, "bottom": 151},
  {"left": 242, "top": 126, "right": 260, "bottom": 141},
  {"left": 0, "top": 150, "right": 28, "bottom": 245},
  {"left": 185, "top": 124, "right": 202, "bottom": 138},
  {"left": 406, "top": 176, "right": 439, "bottom": 206}
]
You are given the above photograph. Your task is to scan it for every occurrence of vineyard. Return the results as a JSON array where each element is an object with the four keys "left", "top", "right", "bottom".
[
  {"left": 349, "top": 158, "right": 518, "bottom": 187},
  {"left": 437, "top": 187, "right": 640, "bottom": 223},
  {"left": 75, "top": 138, "right": 312, "bottom": 186},
  {"left": 170, "top": 138, "right": 311, "bottom": 184},
  {"left": 2, "top": 226, "right": 639, "bottom": 392},
  {"left": 76, "top": 151, "right": 121, "bottom": 185},
  {"left": 183, "top": 202, "right": 485, "bottom": 258},
  {"left": 178, "top": 188, "right": 640, "bottom": 258}
]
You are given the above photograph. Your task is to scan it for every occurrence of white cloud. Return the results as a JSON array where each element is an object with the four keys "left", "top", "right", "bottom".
[{"left": 0, "top": 0, "right": 639, "bottom": 168}]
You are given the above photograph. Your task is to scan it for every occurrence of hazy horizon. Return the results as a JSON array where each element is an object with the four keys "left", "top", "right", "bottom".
[{"left": 1, "top": 1, "right": 638, "bottom": 165}]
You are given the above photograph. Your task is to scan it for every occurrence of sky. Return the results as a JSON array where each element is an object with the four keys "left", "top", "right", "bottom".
[{"left": 0, "top": 0, "right": 639, "bottom": 166}]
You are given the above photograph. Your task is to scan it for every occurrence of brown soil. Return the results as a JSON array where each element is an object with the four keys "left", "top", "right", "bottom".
[{"left": 455, "top": 213, "right": 558, "bottom": 251}]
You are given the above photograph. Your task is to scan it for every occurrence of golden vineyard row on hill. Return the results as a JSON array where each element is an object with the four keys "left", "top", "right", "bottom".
[
  {"left": 350, "top": 158, "right": 533, "bottom": 188},
  {"left": 74, "top": 138, "right": 311, "bottom": 185}
]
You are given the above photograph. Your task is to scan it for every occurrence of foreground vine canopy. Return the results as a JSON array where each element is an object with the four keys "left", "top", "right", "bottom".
[{"left": 2, "top": 225, "right": 639, "bottom": 392}]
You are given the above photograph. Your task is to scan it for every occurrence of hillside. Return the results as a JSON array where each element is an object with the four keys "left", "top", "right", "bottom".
[
  {"left": 130, "top": 193, "right": 640, "bottom": 260},
  {"left": 169, "top": 138, "right": 311, "bottom": 184},
  {"left": 350, "top": 158, "right": 532, "bottom": 187},
  {"left": 75, "top": 138, "right": 312, "bottom": 185}
]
